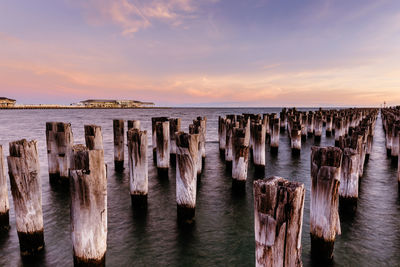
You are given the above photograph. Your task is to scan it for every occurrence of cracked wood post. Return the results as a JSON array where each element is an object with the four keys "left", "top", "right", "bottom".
[
  {"left": 195, "top": 116, "right": 207, "bottom": 165},
  {"left": 156, "top": 120, "right": 170, "bottom": 178},
  {"left": 280, "top": 109, "right": 287, "bottom": 133},
  {"left": 291, "top": 128, "right": 302, "bottom": 156},
  {"left": 189, "top": 124, "right": 203, "bottom": 179},
  {"left": 300, "top": 113, "right": 308, "bottom": 141},
  {"left": 7, "top": 139, "right": 44, "bottom": 256},
  {"left": 270, "top": 118, "right": 280, "bottom": 154},
  {"left": 391, "top": 124, "right": 400, "bottom": 161},
  {"left": 326, "top": 114, "right": 333, "bottom": 137},
  {"left": 253, "top": 123, "right": 266, "bottom": 176},
  {"left": 218, "top": 116, "right": 227, "bottom": 159},
  {"left": 127, "top": 129, "right": 148, "bottom": 210},
  {"left": 339, "top": 148, "right": 359, "bottom": 212},
  {"left": 335, "top": 117, "right": 344, "bottom": 147},
  {"left": 176, "top": 132, "right": 198, "bottom": 225},
  {"left": 127, "top": 120, "right": 140, "bottom": 131},
  {"left": 70, "top": 145, "right": 107, "bottom": 266},
  {"left": 254, "top": 176, "right": 305, "bottom": 267},
  {"left": 113, "top": 119, "right": 125, "bottom": 172},
  {"left": 84, "top": 125, "right": 103, "bottom": 150},
  {"left": 151, "top": 117, "right": 169, "bottom": 163},
  {"left": 314, "top": 114, "right": 323, "bottom": 142},
  {"left": 232, "top": 127, "right": 249, "bottom": 191},
  {"left": 225, "top": 119, "right": 238, "bottom": 170},
  {"left": 307, "top": 113, "right": 314, "bottom": 137},
  {"left": 0, "top": 145, "right": 9, "bottom": 230},
  {"left": 310, "top": 146, "right": 342, "bottom": 261},
  {"left": 46, "top": 122, "right": 74, "bottom": 185},
  {"left": 169, "top": 118, "right": 181, "bottom": 164}
]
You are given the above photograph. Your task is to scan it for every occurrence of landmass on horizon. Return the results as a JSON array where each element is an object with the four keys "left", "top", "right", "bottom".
[{"left": 0, "top": 97, "right": 155, "bottom": 109}]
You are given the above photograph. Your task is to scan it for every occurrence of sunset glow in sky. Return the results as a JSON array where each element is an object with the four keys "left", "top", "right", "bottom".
[{"left": 1, "top": 0, "right": 400, "bottom": 106}]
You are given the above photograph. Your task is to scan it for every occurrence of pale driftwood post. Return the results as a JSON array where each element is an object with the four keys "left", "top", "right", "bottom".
[
  {"left": 127, "top": 129, "right": 148, "bottom": 209},
  {"left": 218, "top": 116, "right": 227, "bottom": 158},
  {"left": 176, "top": 132, "right": 198, "bottom": 224},
  {"left": 307, "top": 113, "right": 314, "bottom": 137},
  {"left": 225, "top": 119, "right": 235, "bottom": 170},
  {"left": 46, "top": 122, "right": 74, "bottom": 185},
  {"left": 84, "top": 125, "right": 103, "bottom": 150},
  {"left": 391, "top": 124, "right": 399, "bottom": 160},
  {"left": 232, "top": 128, "right": 249, "bottom": 190},
  {"left": 339, "top": 148, "right": 359, "bottom": 211},
  {"left": 70, "top": 145, "right": 107, "bottom": 266},
  {"left": 195, "top": 116, "right": 207, "bottom": 164},
  {"left": 0, "top": 145, "right": 9, "bottom": 230},
  {"left": 301, "top": 114, "right": 307, "bottom": 141},
  {"left": 152, "top": 117, "right": 169, "bottom": 162},
  {"left": 254, "top": 177, "right": 305, "bottom": 267},
  {"left": 113, "top": 119, "right": 125, "bottom": 172},
  {"left": 310, "top": 146, "right": 342, "bottom": 261},
  {"left": 280, "top": 110, "right": 287, "bottom": 132},
  {"left": 169, "top": 118, "right": 181, "bottom": 163},
  {"left": 335, "top": 117, "right": 344, "bottom": 147},
  {"left": 314, "top": 115, "right": 323, "bottom": 142},
  {"left": 253, "top": 123, "right": 266, "bottom": 176},
  {"left": 156, "top": 121, "right": 170, "bottom": 178},
  {"left": 189, "top": 125, "right": 202, "bottom": 179},
  {"left": 326, "top": 114, "right": 333, "bottom": 137},
  {"left": 127, "top": 120, "right": 141, "bottom": 131},
  {"left": 270, "top": 118, "right": 280, "bottom": 154},
  {"left": 7, "top": 139, "right": 44, "bottom": 255},
  {"left": 291, "top": 128, "right": 302, "bottom": 155}
]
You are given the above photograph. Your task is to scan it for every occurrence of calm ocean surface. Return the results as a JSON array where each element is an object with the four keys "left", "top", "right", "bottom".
[{"left": 0, "top": 108, "right": 399, "bottom": 266}]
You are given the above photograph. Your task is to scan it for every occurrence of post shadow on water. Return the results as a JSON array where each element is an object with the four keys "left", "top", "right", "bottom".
[{"left": 20, "top": 248, "right": 47, "bottom": 267}]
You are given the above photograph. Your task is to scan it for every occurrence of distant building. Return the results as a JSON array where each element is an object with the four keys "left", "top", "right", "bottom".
[
  {"left": 0, "top": 97, "right": 16, "bottom": 107},
  {"left": 78, "top": 99, "right": 155, "bottom": 108}
]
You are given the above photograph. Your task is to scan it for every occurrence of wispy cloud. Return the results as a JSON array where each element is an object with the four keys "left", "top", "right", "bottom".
[{"left": 77, "top": 0, "right": 205, "bottom": 36}]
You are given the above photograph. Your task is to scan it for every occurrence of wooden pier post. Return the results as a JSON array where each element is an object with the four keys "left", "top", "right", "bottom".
[
  {"left": 270, "top": 118, "right": 280, "bottom": 154},
  {"left": 127, "top": 129, "right": 148, "bottom": 209},
  {"left": 326, "top": 114, "right": 333, "bottom": 137},
  {"left": 127, "top": 120, "right": 141, "bottom": 131},
  {"left": 84, "top": 125, "right": 103, "bottom": 150},
  {"left": 152, "top": 117, "right": 169, "bottom": 162},
  {"left": 0, "top": 145, "right": 9, "bottom": 230},
  {"left": 176, "top": 132, "right": 198, "bottom": 224},
  {"left": 280, "top": 109, "right": 287, "bottom": 132},
  {"left": 46, "top": 122, "right": 74, "bottom": 185},
  {"left": 70, "top": 145, "right": 107, "bottom": 266},
  {"left": 254, "top": 177, "right": 305, "bottom": 267},
  {"left": 195, "top": 117, "right": 207, "bottom": 164},
  {"left": 189, "top": 124, "right": 203, "bottom": 179},
  {"left": 335, "top": 117, "right": 344, "bottom": 147},
  {"left": 232, "top": 128, "right": 249, "bottom": 190},
  {"left": 156, "top": 121, "right": 170, "bottom": 178},
  {"left": 7, "top": 139, "right": 44, "bottom": 255},
  {"left": 310, "top": 146, "right": 342, "bottom": 261},
  {"left": 391, "top": 124, "right": 399, "bottom": 161},
  {"left": 291, "top": 128, "right": 302, "bottom": 155},
  {"left": 225, "top": 119, "right": 237, "bottom": 170},
  {"left": 307, "top": 113, "right": 314, "bottom": 137},
  {"left": 301, "top": 114, "right": 308, "bottom": 141},
  {"left": 339, "top": 148, "right": 359, "bottom": 211},
  {"left": 219, "top": 116, "right": 227, "bottom": 158},
  {"left": 314, "top": 114, "right": 323, "bottom": 142},
  {"left": 113, "top": 119, "right": 125, "bottom": 172},
  {"left": 253, "top": 123, "right": 266, "bottom": 176},
  {"left": 169, "top": 118, "right": 181, "bottom": 164}
]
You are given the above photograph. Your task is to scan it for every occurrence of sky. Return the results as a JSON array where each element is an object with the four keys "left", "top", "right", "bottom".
[{"left": 0, "top": 0, "right": 399, "bottom": 107}]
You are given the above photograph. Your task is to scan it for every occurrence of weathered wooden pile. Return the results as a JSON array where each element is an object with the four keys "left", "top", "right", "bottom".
[
  {"left": 0, "top": 107, "right": 385, "bottom": 266},
  {"left": 251, "top": 107, "right": 379, "bottom": 265},
  {"left": 381, "top": 106, "right": 400, "bottom": 187}
]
